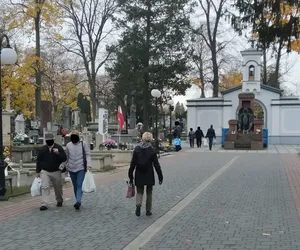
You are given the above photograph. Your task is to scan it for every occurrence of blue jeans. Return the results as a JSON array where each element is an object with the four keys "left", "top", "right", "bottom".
[{"left": 69, "top": 170, "right": 85, "bottom": 203}]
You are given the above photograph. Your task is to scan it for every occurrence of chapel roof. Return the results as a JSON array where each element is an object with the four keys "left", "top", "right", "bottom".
[{"left": 221, "top": 84, "right": 283, "bottom": 95}]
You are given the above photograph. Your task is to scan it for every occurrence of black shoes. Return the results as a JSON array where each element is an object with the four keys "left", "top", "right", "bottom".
[
  {"left": 40, "top": 206, "right": 48, "bottom": 211},
  {"left": 40, "top": 202, "right": 62, "bottom": 211},
  {"left": 57, "top": 202, "right": 63, "bottom": 207},
  {"left": 135, "top": 205, "right": 141, "bottom": 217},
  {"left": 74, "top": 202, "right": 81, "bottom": 210},
  {"left": 135, "top": 205, "right": 152, "bottom": 217}
]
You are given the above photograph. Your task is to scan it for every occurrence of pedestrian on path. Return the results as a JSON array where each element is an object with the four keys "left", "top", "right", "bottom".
[
  {"left": 173, "top": 121, "right": 181, "bottom": 139},
  {"left": 128, "top": 132, "right": 163, "bottom": 217},
  {"left": 36, "top": 133, "right": 67, "bottom": 211},
  {"left": 206, "top": 125, "right": 216, "bottom": 151},
  {"left": 188, "top": 128, "right": 195, "bottom": 148},
  {"left": 195, "top": 126, "right": 204, "bottom": 148},
  {"left": 64, "top": 130, "right": 92, "bottom": 210}
]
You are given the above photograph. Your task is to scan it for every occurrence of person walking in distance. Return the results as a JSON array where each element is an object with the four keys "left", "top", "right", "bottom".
[
  {"left": 188, "top": 128, "right": 195, "bottom": 148},
  {"left": 36, "top": 133, "right": 67, "bottom": 211},
  {"left": 64, "top": 130, "right": 92, "bottom": 210},
  {"left": 128, "top": 132, "right": 163, "bottom": 217},
  {"left": 206, "top": 125, "right": 216, "bottom": 151},
  {"left": 195, "top": 127, "right": 204, "bottom": 148},
  {"left": 173, "top": 121, "right": 181, "bottom": 139}
]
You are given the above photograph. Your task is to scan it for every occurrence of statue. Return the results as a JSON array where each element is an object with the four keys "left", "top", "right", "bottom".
[
  {"left": 136, "top": 122, "right": 144, "bottom": 138},
  {"left": 130, "top": 95, "right": 137, "bottom": 129},
  {"left": 238, "top": 108, "right": 254, "bottom": 133},
  {"left": 249, "top": 66, "right": 255, "bottom": 80}
]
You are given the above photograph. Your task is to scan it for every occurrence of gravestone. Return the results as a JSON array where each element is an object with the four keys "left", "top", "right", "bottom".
[
  {"left": 95, "top": 132, "right": 104, "bottom": 150},
  {"left": 13, "top": 114, "right": 29, "bottom": 145},
  {"left": 80, "top": 113, "right": 87, "bottom": 128},
  {"left": 15, "top": 114, "right": 25, "bottom": 134},
  {"left": 63, "top": 106, "right": 72, "bottom": 131},
  {"left": 2, "top": 88, "right": 14, "bottom": 145},
  {"left": 40, "top": 101, "right": 52, "bottom": 132},
  {"left": 30, "top": 117, "right": 40, "bottom": 130},
  {"left": 2, "top": 111, "right": 14, "bottom": 146},
  {"left": 82, "top": 127, "right": 91, "bottom": 145},
  {"left": 72, "top": 107, "right": 81, "bottom": 130}
]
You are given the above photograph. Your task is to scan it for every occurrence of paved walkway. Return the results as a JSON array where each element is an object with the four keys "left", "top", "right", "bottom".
[
  {"left": 1, "top": 150, "right": 300, "bottom": 250},
  {"left": 187, "top": 144, "right": 300, "bottom": 153}
]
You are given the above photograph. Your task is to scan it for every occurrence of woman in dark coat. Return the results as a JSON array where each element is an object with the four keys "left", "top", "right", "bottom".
[{"left": 128, "top": 132, "right": 163, "bottom": 217}]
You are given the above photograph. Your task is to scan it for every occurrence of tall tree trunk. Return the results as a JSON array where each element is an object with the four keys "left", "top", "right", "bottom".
[
  {"left": 90, "top": 78, "right": 97, "bottom": 121},
  {"left": 262, "top": 45, "right": 267, "bottom": 85},
  {"left": 142, "top": 0, "right": 151, "bottom": 131},
  {"left": 274, "top": 39, "right": 283, "bottom": 89},
  {"left": 90, "top": 58, "right": 97, "bottom": 120},
  {"left": 199, "top": 63, "right": 205, "bottom": 98},
  {"left": 35, "top": 6, "right": 42, "bottom": 118},
  {"left": 211, "top": 47, "right": 219, "bottom": 97}
]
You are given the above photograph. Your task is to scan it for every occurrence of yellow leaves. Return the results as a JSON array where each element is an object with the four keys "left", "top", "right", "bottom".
[
  {"left": 219, "top": 71, "right": 243, "bottom": 90},
  {"left": 192, "top": 77, "right": 203, "bottom": 88},
  {"left": 5, "top": 0, "right": 64, "bottom": 32},
  {"left": 290, "top": 40, "right": 300, "bottom": 53},
  {"left": 2, "top": 51, "right": 36, "bottom": 117},
  {"left": 54, "top": 33, "right": 64, "bottom": 41}
]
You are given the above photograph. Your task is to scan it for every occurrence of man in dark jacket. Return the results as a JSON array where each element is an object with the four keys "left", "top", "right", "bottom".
[
  {"left": 128, "top": 132, "right": 163, "bottom": 217},
  {"left": 173, "top": 121, "right": 181, "bottom": 139},
  {"left": 36, "top": 133, "right": 67, "bottom": 211},
  {"left": 206, "top": 125, "right": 216, "bottom": 151},
  {"left": 188, "top": 128, "right": 195, "bottom": 148},
  {"left": 195, "top": 127, "right": 204, "bottom": 148}
]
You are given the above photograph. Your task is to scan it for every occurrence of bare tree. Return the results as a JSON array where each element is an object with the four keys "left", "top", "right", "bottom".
[
  {"left": 188, "top": 30, "right": 212, "bottom": 98},
  {"left": 57, "top": 0, "right": 117, "bottom": 120},
  {"left": 197, "top": 0, "right": 230, "bottom": 97},
  {"left": 41, "top": 48, "right": 85, "bottom": 122}
]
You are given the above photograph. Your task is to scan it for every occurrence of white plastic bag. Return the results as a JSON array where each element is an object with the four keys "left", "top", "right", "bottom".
[
  {"left": 31, "top": 177, "right": 42, "bottom": 197},
  {"left": 203, "top": 138, "right": 208, "bottom": 147},
  {"left": 82, "top": 171, "right": 96, "bottom": 193}
]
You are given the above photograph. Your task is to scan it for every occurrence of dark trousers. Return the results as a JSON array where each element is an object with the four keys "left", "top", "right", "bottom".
[
  {"left": 136, "top": 186, "right": 153, "bottom": 212},
  {"left": 208, "top": 137, "right": 213, "bottom": 150},
  {"left": 196, "top": 138, "right": 202, "bottom": 148},
  {"left": 189, "top": 139, "right": 195, "bottom": 148}
]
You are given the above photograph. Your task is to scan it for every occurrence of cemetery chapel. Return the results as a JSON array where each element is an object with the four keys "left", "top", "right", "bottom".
[{"left": 187, "top": 46, "right": 300, "bottom": 145}]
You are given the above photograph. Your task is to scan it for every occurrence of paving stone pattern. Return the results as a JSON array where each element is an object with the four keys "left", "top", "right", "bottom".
[
  {"left": 142, "top": 154, "right": 300, "bottom": 250},
  {"left": 187, "top": 144, "right": 300, "bottom": 154},
  {"left": 0, "top": 152, "right": 233, "bottom": 250}
]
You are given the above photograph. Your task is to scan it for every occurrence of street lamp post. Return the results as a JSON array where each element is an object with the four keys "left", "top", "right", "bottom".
[
  {"left": 151, "top": 89, "right": 161, "bottom": 152},
  {"left": 0, "top": 34, "right": 18, "bottom": 200},
  {"left": 167, "top": 99, "right": 174, "bottom": 144}
]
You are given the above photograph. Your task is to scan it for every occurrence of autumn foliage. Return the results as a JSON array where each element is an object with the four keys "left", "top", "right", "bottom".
[{"left": 219, "top": 71, "right": 243, "bottom": 91}]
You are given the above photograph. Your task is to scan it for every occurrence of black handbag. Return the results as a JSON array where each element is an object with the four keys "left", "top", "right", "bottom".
[{"left": 81, "top": 141, "right": 87, "bottom": 172}]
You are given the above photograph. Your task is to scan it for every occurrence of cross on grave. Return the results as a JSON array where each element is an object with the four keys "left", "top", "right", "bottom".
[{"left": 5, "top": 88, "right": 12, "bottom": 111}]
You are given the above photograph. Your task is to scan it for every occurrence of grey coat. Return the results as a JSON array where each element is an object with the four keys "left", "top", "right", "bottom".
[{"left": 65, "top": 141, "right": 92, "bottom": 172}]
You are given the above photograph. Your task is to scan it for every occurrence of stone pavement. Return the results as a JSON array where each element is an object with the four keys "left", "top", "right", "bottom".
[
  {"left": 186, "top": 144, "right": 300, "bottom": 153},
  {"left": 1, "top": 150, "right": 300, "bottom": 250},
  {"left": 141, "top": 153, "right": 300, "bottom": 250}
]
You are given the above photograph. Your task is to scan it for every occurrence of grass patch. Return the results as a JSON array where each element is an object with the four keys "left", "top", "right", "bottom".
[
  {"left": 99, "top": 165, "right": 117, "bottom": 172},
  {"left": 7, "top": 185, "right": 31, "bottom": 198}
]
